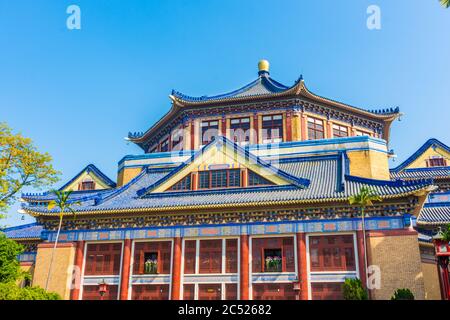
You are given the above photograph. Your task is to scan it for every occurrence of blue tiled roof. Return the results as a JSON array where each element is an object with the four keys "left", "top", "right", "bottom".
[
  {"left": 1, "top": 223, "right": 44, "bottom": 239},
  {"left": 391, "top": 138, "right": 450, "bottom": 173},
  {"left": 390, "top": 167, "right": 450, "bottom": 180},
  {"left": 418, "top": 202, "right": 450, "bottom": 225},
  {"left": 22, "top": 140, "right": 433, "bottom": 215},
  {"left": 171, "top": 72, "right": 291, "bottom": 102}
]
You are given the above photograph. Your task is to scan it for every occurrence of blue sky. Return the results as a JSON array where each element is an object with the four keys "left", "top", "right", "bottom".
[{"left": 1, "top": 0, "right": 449, "bottom": 226}]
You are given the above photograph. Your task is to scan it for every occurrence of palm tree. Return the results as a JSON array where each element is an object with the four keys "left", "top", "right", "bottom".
[
  {"left": 349, "top": 186, "right": 381, "bottom": 294},
  {"left": 441, "top": 0, "right": 450, "bottom": 8},
  {"left": 45, "top": 190, "right": 80, "bottom": 291}
]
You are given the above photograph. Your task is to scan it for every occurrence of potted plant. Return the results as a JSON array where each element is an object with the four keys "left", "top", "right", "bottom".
[
  {"left": 144, "top": 258, "right": 158, "bottom": 274},
  {"left": 342, "top": 278, "right": 368, "bottom": 300},
  {"left": 391, "top": 288, "right": 414, "bottom": 300}
]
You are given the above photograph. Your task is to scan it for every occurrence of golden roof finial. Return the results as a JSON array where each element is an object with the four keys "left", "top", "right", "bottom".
[{"left": 258, "top": 59, "right": 270, "bottom": 74}]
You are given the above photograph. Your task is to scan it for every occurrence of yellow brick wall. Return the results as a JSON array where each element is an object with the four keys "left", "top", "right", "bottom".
[
  {"left": 421, "top": 261, "right": 442, "bottom": 300},
  {"left": 33, "top": 243, "right": 75, "bottom": 300},
  {"left": 368, "top": 233, "right": 425, "bottom": 300},
  {"left": 347, "top": 150, "right": 390, "bottom": 180},
  {"left": 117, "top": 167, "right": 142, "bottom": 186}
]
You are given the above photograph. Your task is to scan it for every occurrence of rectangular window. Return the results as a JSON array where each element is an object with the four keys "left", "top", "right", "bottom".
[
  {"left": 82, "top": 285, "right": 118, "bottom": 300},
  {"left": 428, "top": 157, "right": 447, "bottom": 167},
  {"left": 252, "top": 237, "right": 295, "bottom": 273},
  {"left": 183, "top": 284, "right": 195, "bottom": 300},
  {"left": 307, "top": 117, "right": 324, "bottom": 140},
  {"left": 131, "top": 284, "right": 169, "bottom": 300},
  {"left": 309, "top": 235, "right": 356, "bottom": 272},
  {"left": 332, "top": 124, "right": 348, "bottom": 138},
  {"left": 160, "top": 138, "right": 170, "bottom": 152},
  {"left": 84, "top": 243, "right": 122, "bottom": 276},
  {"left": 225, "top": 283, "right": 238, "bottom": 300},
  {"left": 225, "top": 239, "right": 238, "bottom": 273},
  {"left": 198, "top": 284, "right": 222, "bottom": 300},
  {"left": 133, "top": 241, "right": 172, "bottom": 275},
  {"left": 80, "top": 181, "right": 95, "bottom": 191},
  {"left": 248, "top": 170, "right": 273, "bottom": 186},
  {"left": 171, "top": 127, "right": 184, "bottom": 151},
  {"left": 262, "top": 114, "right": 283, "bottom": 144},
  {"left": 252, "top": 283, "right": 296, "bottom": 300},
  {"left": 169, "top": 175, "right": 192, "bottom": 191},
  {"left": 184, "top": 240, "right": 196, "bottom": 274},
  {"left": 355, "top": 130, "right": 370, "bottom": 137},
  {"left": 230, "top": 117, "right": 250, "bottom": 145},
  {"left": 198, "top": 169, "right": 241, "bottom": 189},
  {"left": 201, "top": 120, "right": 219, "bottom": 146},
  {"left": 199, "top": 239, "right": 222, "bottom": 274},
  {"left": 311, "top": 283, "right": 344, "bottom": 300}
]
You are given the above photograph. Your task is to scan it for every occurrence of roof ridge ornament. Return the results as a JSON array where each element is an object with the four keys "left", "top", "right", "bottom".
[{"left": 258, "top": 59, "right": 270, "bottom": 76}]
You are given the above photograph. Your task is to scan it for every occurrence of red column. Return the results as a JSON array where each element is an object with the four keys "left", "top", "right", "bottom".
[
  {"left": 171, "top": 237, "right": 182, "bottom": 300},
  {"left": 119, "top": 239, "right": 132, "bottom": 300},
  {"left": 221, "top": 117, "right": 227, "bottom": 137},
  {"left": 240, "top": 235, "right": 250, "bottom": 300},
  {"left": 253, "top": 114, "right": 259, "bottom": 144},
  {"left": 356, "top": 231, "right": 367, "bottom": 290},
  {"left": 70, "top": 241, "right": 85, "bottom": 300},
  {"left": 285, "top": 112, "right": 292, "bottom": 142},
  {"left": 296, "top": 233, "right": 308, "bottom": 300},
  {"left": 190, "top": 120, "right": 195, "bottom": 150}
]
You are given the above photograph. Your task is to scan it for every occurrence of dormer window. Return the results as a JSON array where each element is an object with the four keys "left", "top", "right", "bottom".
[
  {"left": 427, "top": 156, "right": 447, "bottom": 167},
  {"left": 169, "top": 175, "right": 191, "bottom": 191},
  {"left": 198, "top": 169, "right": 241, "bottom": 189},
  {"left": 79, "top": 178, "right": 95, "bottom": 191},
  {"left": 248, "top": 170, "right": 274, "bottom": 186}
]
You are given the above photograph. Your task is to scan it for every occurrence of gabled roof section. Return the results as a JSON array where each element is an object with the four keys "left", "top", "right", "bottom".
[
  {"left": 391, "top": 139, "right": 450, "bottom": 173},
  {"left": 136, "top": 136, "right": 311, "bottom": 196},
  {"left": 58, "top": 164, "right": 116, "bottom": 191}
]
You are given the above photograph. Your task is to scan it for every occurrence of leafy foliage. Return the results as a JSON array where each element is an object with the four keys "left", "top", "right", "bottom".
[
  {"left": 441, "top": 0, "right": 450, "bottom": 8},
  {"left": 0, "top": 282, "right": 60, "bottom": 300},
  {"left": 0, "top": 233, "right": 25, "bottom": 283},
  {"left": 0, "top": 233, "right": 60, "bottom": 299},
  {"left": 0, "top": 122, "right": 60, "bottom": 216},
  {"left": 349, "top": 186, "right": 382, "bottom": 210},
  {"left": 343, "top": 278, "right": 368, "bottom": 300},
  {"left": 391, "top": 288, "right": 415, "bottom": 300},
  {"left": 441, "top": 224, "right": 450, "bottom": 242}
]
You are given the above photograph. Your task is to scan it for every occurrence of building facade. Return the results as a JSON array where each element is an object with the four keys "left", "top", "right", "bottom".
[{"left": 2, "top": 60, "right": 443, "bottom": 300}]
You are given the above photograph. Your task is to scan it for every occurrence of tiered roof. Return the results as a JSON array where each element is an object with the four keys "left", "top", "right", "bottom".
[{"left": 22, "top": 137, "right": 432, "bottom": 217}]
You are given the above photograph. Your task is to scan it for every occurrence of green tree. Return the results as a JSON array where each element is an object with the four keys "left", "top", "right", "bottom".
[
  {"left": 0, "top": 123, "right": 60, "bottom": 217},
  {"left": 0, "top": 233, "right": 60, "bottom": 299},
  {"left": 0, "top": 233, "right": 25, "bottom": 283},
  {"left": 343, "top": 278, "right": 368, "bottom": 300},
  {"left": 441, "top": 224, "right": 450, "bottom": 242},
  {"left": 349, "top": 186, "right": 382, "bottom": 295},
  {"left": 45, "top": 190, "right": 80, "bottom": 291},
  {"left": 441, "top": 0, "right": 450, "bottom": 8}
]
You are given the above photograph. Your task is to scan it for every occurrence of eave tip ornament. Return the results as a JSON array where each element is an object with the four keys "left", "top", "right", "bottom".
[{"left": 258, "top": 59, "right": 270, "bottom": 76}]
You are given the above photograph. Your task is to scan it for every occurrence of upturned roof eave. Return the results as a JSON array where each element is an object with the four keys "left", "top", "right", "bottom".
[{"left": 22, "top": 185, "right": 430, "bottom": 218}]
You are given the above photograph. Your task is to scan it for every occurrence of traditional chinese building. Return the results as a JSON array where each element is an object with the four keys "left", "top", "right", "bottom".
[
  {"left": 3, "top": 60, "right": 439, "bottom": 300},
  {"left": 390, "top": 138, "right": 450, "bottom": 300}
]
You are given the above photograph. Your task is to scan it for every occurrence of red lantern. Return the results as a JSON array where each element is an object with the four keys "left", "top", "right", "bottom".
[{"left": 98, "top": 279, "right": 108, "bottom": 300}]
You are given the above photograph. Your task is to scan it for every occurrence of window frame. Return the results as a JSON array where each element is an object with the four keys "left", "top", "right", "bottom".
[
  {"left": 332, "top": 124, "right": 349, "bottom": 138},
  {"left": 201, "top": 119, "right": 219, "bottom": 146},
  {"left": 230, "top": 117, "right": 251, "bottom": 145},
  {"left": 261, "top": 114, "right": 284, "bottom": 144},
  {"left": 307, "top": 117, "right": 325, "bottom": 140},
  {"left": 197, "top": 169, "right": 242, "bottom": 190}
]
